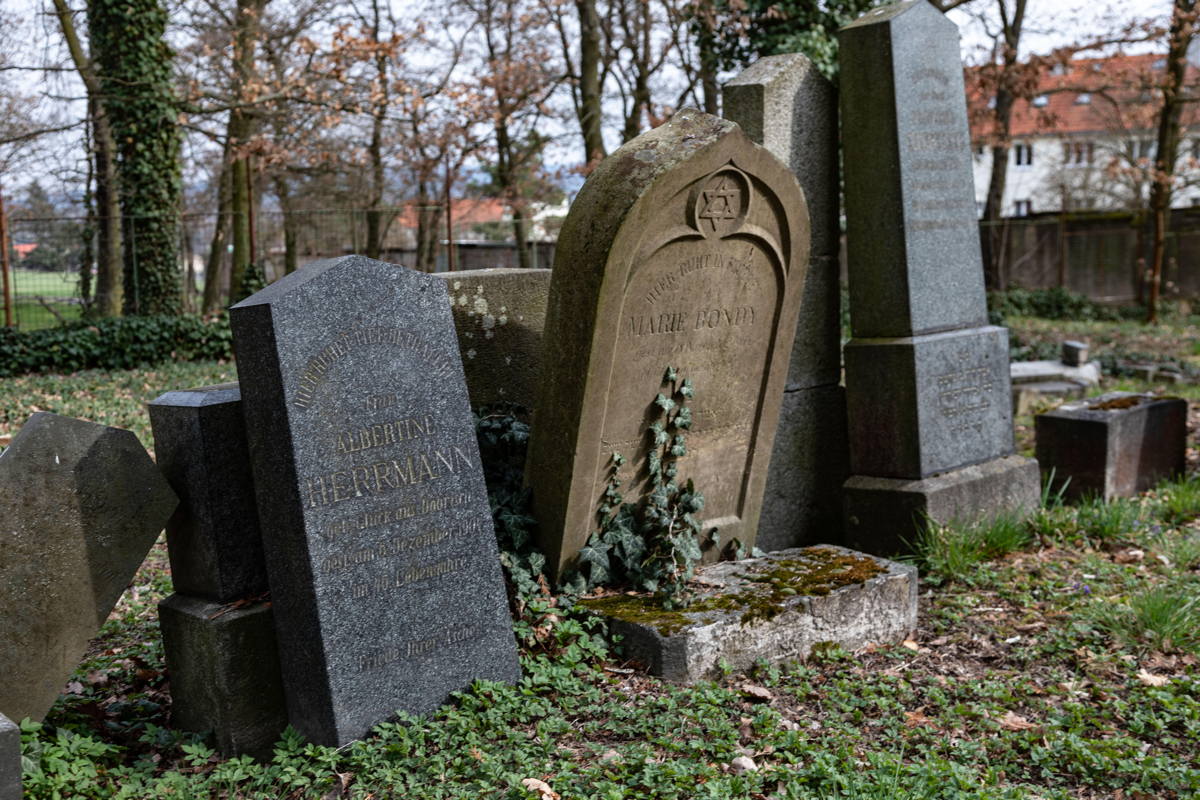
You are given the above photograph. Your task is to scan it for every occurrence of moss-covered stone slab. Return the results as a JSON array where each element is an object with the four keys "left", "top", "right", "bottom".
[{"left": 580, "top": 546, "right": 916, "bottom": 683}]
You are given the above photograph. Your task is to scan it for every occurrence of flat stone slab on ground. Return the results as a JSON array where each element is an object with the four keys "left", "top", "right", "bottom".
[
  {"left": 0, "top": 713, "right": 18, "bottom": 800},
  {"left": 1035, "top": 392, "right": 1187, "bottom": 501},
  {"left": 580, "top": 546, "right": 916, "bottom": 683},
  {"left": 0, "top": 412, "right": 177, "bottom": 722},
  {"left": 159, "top": 594, "right": 287, "bottom": 759},
  {"left": 1010, "top": 359, "right": 1101, "bottom": 387},
  {"left": 1011, "top": 380, "right": 1087, "bottom": 416}
]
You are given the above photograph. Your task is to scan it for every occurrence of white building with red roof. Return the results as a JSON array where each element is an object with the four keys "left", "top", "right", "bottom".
[{"left": 967, "top": 53, "right": 1200, "bottom": 217}]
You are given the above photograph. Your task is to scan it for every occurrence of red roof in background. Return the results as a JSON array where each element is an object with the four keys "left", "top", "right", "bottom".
[
  {"left": 393, "top": 196, "right": 507, "bottom": 229},
  {"left": 12, "top": 243, "right": 37, "bottom": 259},
  {"left": 967, "top": 53, "right": 1200, "bottom": 141}
]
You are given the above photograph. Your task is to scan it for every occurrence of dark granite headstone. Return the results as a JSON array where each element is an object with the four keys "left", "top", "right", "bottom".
[
  {"left": 1035, "top": 392, "right": 1187, "bottom": 501},
  {"left": 149, "top": 383, "right": 268, "bottom": 602},
  {"left": 838, "top": 0, "right": 1038, "bottom": 553},
  {"left": 0, "top": 412, "right": 177, "bottom": 721},
  {"left": 230, "top": 254, "right": 519, "bottom": 746}
]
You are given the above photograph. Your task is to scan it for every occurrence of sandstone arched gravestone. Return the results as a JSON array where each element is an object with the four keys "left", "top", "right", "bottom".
[{"left": 525, "top": 109, "right": 811, "bottom": 581}]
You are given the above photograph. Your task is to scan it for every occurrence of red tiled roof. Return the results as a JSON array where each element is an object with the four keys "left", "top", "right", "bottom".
[
  {"left": 392, "top": 197, "right": 507, "bottom": 229},
  {"left": 967, "top": 53, "right": 1200, "bottom": 141}
]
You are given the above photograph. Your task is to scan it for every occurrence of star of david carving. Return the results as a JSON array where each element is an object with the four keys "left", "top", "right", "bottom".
[{"left": 698, "top": 178, "right": 740, "bottom": 231}]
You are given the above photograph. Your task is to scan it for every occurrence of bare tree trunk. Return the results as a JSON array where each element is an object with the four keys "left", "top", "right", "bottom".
[
  {"left": 980, "top": 0, "right": 1026, "bottom": 293},
  {"left": 53, "top": 0, "right": 122, "bottom": 316},
  {"left": 415, "top": 186, "right": 442, "bottom": 272},
  {"left": 272, "top": 174, "right": 299, "bottom": 274},
  {"left": 363, "top": 0, "right": 390, "bottom": 259},
  {"left": 1147, "top": 0, "right": 1196, "bottom": 324},
  {"left": 576, "top": 0, "right": 606, "bottom": 164},
  {"left": 202, "top": 156, "right": 232, "bottom": 313},
  {"left": 227, "top": 0, "right": 268, "bottom": 304},
  {"left": 695, "top": 1, "right": 719, "bottom": 115},
  {"left": 511, "top": 208, "right": 530, "bottom": 269}
]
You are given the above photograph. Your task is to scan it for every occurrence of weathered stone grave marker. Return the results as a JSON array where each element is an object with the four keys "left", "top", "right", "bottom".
[
  {"left": 230, "top": 254, "right": 519, "bottom": 746},
  {"left": 838, "top": 0, "right": 1039, "bottom": 553},
  {"left": 525, "top": 108, "right": 810, "bottom": 581},
  {"left": 724, "top": 53, "right": 848, "bottom": 551},
  {"left": 149, "top": 383, "right": 286, "bottom": 758},
  {"left": 432, "top": 267, "right": 551, "bottom": 409},
  {"left": 0, "top": 412, "right": 177, "bottom": 722}
]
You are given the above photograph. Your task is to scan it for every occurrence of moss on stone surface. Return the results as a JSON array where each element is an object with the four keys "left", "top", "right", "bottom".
[{"left": 580, "top": 548, "right": 888, "bottom": 634}]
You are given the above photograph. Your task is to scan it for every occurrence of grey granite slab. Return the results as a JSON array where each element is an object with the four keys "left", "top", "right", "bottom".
[
  {"left": 149, "top": 383, "right": 269, "bottom": 603},
  {"left": 838, "top": 0, "right": 988, "bottom": 338},
  {"left": 725, "top": 54, "right": 841, "bottom": 388},
  {"left": 230, "top": 254, "right": 519, "bottom": 746},
  {"left": 845, "top": 326, "right": 1015, "bottom": 478},
  {"left": 0, "top": 412, "right": 177, "bottom": 722}
]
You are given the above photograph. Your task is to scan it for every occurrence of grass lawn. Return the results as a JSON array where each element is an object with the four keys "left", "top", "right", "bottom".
[
  {"left": 5, "top": 268, "right": 84, "bottom": 330},
  {"left": 5, "top": 321, "right": 1200, "bottom": 798}
]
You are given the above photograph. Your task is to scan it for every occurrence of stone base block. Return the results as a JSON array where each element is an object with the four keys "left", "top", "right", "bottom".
[
  {"left": 1035, "top": 392, "right": 1187, "bottom": 501},
  {"left": 159, "top": 594, "right": 287, "bottom": 759},
  {"left": 844, "top": 454, "right": 1040, "bottom": 555},
  {"left": 0, "top": 714, "right": 19, "bottom": 800},
  {"left": 845, "top": 326, "right": 1014, "bottom": 478},
  {"left": 757, "top": 384, "right": 848, "bottom": 552},
  {"left": 580, "top": 546, "right": 916, "bottom": 683}
]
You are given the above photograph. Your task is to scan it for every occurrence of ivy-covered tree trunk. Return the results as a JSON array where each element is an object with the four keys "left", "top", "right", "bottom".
[{"left": 88, "top": 0, "right": 182, "bottom": 315}]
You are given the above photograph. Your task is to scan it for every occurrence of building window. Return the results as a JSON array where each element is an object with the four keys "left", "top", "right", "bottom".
[
  {"left": 1137, "top": 139, "right": 1156, "bottom": 161},
  {"left": 1014, "top": 199, "right": 1033, "bottom": 216},
  {"left": 1013, "top": 142, "right": 1034, "bottom": 166},
  {"left": 1075, "top": 92, "right": 1092, "bottom": 105},
  {"left": 1063, "top": 141, "right": 1094, "bottom": 166},
  {"left": 1032, "top": 94, "right": 1049, "bottom": 107}
]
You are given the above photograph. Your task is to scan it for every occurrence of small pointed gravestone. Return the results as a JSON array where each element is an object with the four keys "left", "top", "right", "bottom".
[
  {"left": 0, "top": 412, "right": 177, "bottom": 722},
  {"left": 524, "top": 108, "right": 811, "bottom": 581},
  {"left": 230, "top": 255, "right": 519, "bottom": 747},
  {"left": 838, "top": 0, "right": 1039, "bottom": 553}
]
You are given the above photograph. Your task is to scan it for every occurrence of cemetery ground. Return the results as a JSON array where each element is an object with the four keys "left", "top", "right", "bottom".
[{"left": 1, "top": 312, "right": 1200, "bottom": 799}]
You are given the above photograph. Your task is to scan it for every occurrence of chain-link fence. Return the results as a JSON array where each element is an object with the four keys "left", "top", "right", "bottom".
[{"left": 2, "top": 209, "right": 556, "bottom": 329}]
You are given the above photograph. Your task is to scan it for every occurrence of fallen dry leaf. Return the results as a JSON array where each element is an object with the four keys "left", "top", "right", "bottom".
[
  {"left": 999, "top": 711, "right": 1038, "bottom": 731},
  {"left": 1136, "top": 669, "right": 1170, "bottom": 687},
  {"left": 740, "top": 684, "right": 773, "bottom": 703},
  {"left": 1114, "top": 549, "right": 1145, "bottom": 564},
  {"left": 904, "top": 709, "right": 934, "bottom": 728},
  {"left": 902, "top": 639, "right": 920, "bottom": 651},
  {"left": 520, "top": 777, "right": 559, "bottom": 800}
]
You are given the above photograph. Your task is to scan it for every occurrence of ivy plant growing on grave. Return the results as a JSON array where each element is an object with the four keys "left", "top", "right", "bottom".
[{"left": 564, "top": 367, "right": 717, "bottom": 609}]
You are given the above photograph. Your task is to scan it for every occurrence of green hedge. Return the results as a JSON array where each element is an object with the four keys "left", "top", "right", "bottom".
[
  {"left": 0, "top": 315, "right": 233, "bottom": 378},
  {"left": 988, "top": 287, "right": 1145, "bottom": 322}
]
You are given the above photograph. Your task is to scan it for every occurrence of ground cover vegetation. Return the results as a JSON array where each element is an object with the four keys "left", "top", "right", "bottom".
[{"left": 2, "top": 310, "right": 1199, "bottom": 798}]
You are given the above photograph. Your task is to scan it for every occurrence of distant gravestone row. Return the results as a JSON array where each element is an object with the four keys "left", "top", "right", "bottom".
[{"left": 3, "top": 2, "right": 1193, "bottom": 789}]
